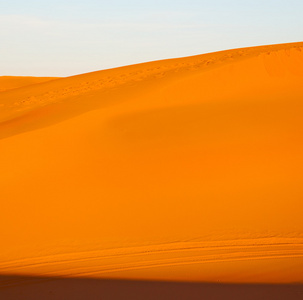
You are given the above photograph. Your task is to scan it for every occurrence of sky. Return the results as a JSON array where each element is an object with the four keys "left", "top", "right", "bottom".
[{"left": 1, "top": 0, "right": 303, "bottom": 76}]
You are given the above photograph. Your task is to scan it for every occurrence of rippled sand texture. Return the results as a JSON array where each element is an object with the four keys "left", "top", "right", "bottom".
[{"left": 1, "top": 42, "right": 303, "bottom": 286}]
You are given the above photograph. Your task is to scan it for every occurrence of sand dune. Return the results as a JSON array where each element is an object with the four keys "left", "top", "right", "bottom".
[
  {"left": 0, "top": 42, "right": 303, "bottom": 291},
  {"left": 0, "top": 76, "right": 59, "bottom": 93}
]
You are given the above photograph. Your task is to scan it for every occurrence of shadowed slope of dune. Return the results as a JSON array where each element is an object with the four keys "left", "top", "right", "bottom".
[
  {"left": 0, "top": 275, "right": 302, "bottom": 300},
  {"left": 0, "top": 42, "right": 303, "bottom": 286},
  {"left": 0, "top": 76, "right": 60, "bottom": 93}
]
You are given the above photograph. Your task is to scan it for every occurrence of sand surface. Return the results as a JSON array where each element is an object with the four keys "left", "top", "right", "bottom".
[
  {"left": 0, "top": 42, "right": 303, "bottom": 296},
  {"left": 0, "top": 76, "right": 59, "bottom": 93}
]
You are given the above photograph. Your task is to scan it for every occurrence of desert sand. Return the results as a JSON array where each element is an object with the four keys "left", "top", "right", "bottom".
[
  {"left": 0, "top": 76, "right": 59, "bottom": 93},
  {"left": 0, "top": 42, "right": 303, "bottom": 297}
]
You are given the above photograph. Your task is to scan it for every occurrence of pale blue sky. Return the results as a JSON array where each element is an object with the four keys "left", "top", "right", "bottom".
[{"left": 1, "top": 0, "right": 302, "bottom": 76}]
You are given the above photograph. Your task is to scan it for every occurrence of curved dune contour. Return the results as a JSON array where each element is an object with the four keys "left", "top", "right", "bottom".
[
  {"left": 0, "top": 42, "right": 303, "bottom": 287},
  {"left": 0, "top": 76, "right": 59, "bottom": 93}
]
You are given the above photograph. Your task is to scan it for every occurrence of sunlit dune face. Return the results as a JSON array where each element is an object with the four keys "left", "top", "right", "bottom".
[
  {"left": 0, "top": 76, "right": 60, "bottom": 92},
  {"left": 0, "top": 42, "right": 303, "bottom": 284}
]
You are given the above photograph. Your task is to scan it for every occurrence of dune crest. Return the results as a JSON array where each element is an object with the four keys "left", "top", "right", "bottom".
[{"left": 0, "top": 42, "right": 303, "bottom": 285}]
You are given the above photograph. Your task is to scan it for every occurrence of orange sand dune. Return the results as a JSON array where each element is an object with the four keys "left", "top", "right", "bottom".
[
  {"left": 1, "top": 42, "right": 303, "bottom": 289},
  {"left": 0, "top": 76, "right": 60, "bottom": 93}
]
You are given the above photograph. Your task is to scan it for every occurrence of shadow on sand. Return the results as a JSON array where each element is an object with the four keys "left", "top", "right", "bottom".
[{"left": 0, "top": 275, "right": 302, "bottom": 300}]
